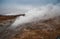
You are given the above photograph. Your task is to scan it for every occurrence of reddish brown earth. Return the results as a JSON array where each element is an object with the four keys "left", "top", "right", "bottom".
[
  {"left": 0, "top": 14, "right": 25, "bottom": 39},
  {"left": 0, "top": 15, "right": 60, "bottom": 39},
  {"left": 0, "top": 14, "right": 25, "bottom": 22},
  {"left": 12, "top": 16, "right": 60, "bottom": 39}
]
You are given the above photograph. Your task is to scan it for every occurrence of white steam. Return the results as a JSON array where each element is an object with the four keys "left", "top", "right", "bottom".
[{"left": 10, "top": 4, "right": 60, "bottom": 28}]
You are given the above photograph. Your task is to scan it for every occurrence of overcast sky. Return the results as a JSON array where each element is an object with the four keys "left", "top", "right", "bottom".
[
  {"left": 0, "top": 0, "right": 60, "bottom": 15},
  {"left": 0, "top": 0, "right": 60, "bottom": 5}
]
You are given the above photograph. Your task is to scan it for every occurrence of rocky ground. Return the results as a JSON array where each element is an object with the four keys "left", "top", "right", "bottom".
[{"left": 0, "top": 16, "right": 60, "bottom": 39}]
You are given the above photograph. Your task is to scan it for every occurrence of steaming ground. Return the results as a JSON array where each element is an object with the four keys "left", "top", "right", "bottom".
[{"left": 8, "top": 4, "right": 60, "bottom": 29}]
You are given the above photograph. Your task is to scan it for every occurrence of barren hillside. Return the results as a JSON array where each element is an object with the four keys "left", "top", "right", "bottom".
[
  {"left": 12, "top": 16, "right": 60, "bottom": 39},
  {"left": 0, "top": 16, "right": 60, "bottom": 39}
]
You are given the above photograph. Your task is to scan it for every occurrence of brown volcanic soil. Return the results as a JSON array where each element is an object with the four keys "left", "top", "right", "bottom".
[
  {"left": 0, "top": 15, "right": 19, "bottom": 27},
  {"left": 12, "top": 16, "right": 60, "bottom": 39},
  {"left": 0, "top": 15, "right": 60, "bottom": 39},
  {"left": 0, "top": 14, "right": 25, "bottom": 22}
]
